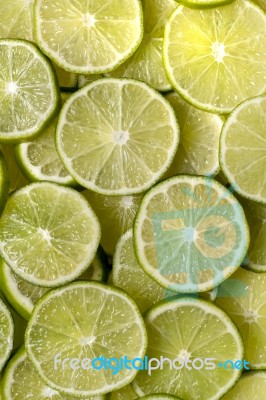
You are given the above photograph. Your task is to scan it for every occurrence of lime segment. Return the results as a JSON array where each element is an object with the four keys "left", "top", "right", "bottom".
[
  {"left": 0, "top": 0, "right": 34, "bottom": 41},
  {"left": 221, "top": 371, "right": 266, "bottom": 400}
]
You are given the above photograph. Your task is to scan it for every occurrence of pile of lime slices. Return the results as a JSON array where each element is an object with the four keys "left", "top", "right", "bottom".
[{"left": 0, "top": 0, "right": 265, "bottom": 399}]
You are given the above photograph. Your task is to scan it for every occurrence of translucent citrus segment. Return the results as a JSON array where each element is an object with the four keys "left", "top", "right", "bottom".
[
  {"left": 0, "top": 39, "right": 60, "bottom": 143},
  {"left": 57, "top": 79, "right": 179, "bottom": 195},
  {"left": 25, "top": 282, "right": 147, "bottom": 397},
  {"left": 0, "top": 182, "right": 101, "bottom": 287},
  {"left": 163, "top": 0, "right": 266, "bottom": 113},
  {"left": 0, "top": 0, "right": 34, "bottom": 41},
  {"left": 220, "top": 95, "right": 266, "bottom": 204},
  {"left": 0, "top": 145, "right": 28, "bottom": 193},
  {"left": 164, "top": 92, "right": 222, "bottom": 177},
  {"left": 0, "top": 150, "right": 10, "bottom": 215},
  {"left": 221, "top": 371, "right": 266, "bottom": 400},
  {"left": 0, "top": 297, "right": 14, "bottom": 372},
  {"left": 134, "top": 175, "right": 249, "bottom": 292},
  {"left": 216, "top": 267, "right": 266, "bottom": 368},
  {"left": 34, "top": 0, "right": 143, "bottom": 74},
  {"left": 109, "top": 0, "right": 177, "bottom": 91},
  {"left": 109, "top": 384, "right": 138, "bottom": 400},
  {"left": 132, "top": 297, "right": 243, "bottom": 400}
]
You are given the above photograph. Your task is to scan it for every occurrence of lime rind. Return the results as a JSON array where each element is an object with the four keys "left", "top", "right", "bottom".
[
  {"left": 0, "top": 297, "right": 14, "bottom": 372},
  {"left": 176, "top": 0, "right": 234, "bottom": 9},
  {"left": 0, "top": 150, "right": 10, "bottom": 215}
]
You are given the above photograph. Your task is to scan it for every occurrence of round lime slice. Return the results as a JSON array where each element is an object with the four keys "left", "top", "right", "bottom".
[
  {"left": 0, "top": 150, "right": 9, "bottom": 215},
  {"left": 0, "top": 297, "right": 14, "bottom": 372},
  {"left": 0, "top": 0, "right": 34, "bottom": 41},
  {"left": 0, "top": 182, "right": 101, "bottom": 287},
  {"left": 134, "top": 175, "right": 249, "bottom": 292},
  {"left": 132, "top": 297, "right": 243, "bottom": 399},
  {"left": 221, "top": 371, "right": 266, "bottom": 400},
  {"left": 163, "top": 0, "right": 266, "bottom": 114},
  {"left": 25, "top": 282, "right": 147, "bottom": 397},
  {"left": 109, "top": 384, "right": 138, "bottom": 400},
  {"left": 0, "top": 145, "right": 28, "bottom": 193},
  {"left": 56, "top": 78, "right": 179, "bottom": 195},
  {"left": 34, "top": 0, "right": 143, "bottom": 74},
  {"left": 141, "top": 396, "right": 182, "bottom": 400}
]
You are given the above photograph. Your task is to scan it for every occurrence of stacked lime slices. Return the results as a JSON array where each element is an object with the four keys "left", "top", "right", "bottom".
[
  {"left": 0, "top": 150, "right": 9, "bottom": 214},
  {"left": 221, "top": 371, "right": 266, "bottom": 400},
  {"left": 0, "top": 297, "right": 14, "bottom": 372}
]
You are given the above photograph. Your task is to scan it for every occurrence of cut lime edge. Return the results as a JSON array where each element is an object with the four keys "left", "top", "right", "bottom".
[
  {"left": 0, "top": 297, "right": 14, "bottom": 372},
  {"left": 25, "top": 281, "right": 148, "bottom": 397},
  {"left": 176, "top": 0, "right": 234, "bottom": 9},
  {"left": 0, "top": 151, "right": 10, "bottom": 215}
]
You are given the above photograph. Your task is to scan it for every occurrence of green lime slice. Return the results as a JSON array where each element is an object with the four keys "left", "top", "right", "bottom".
[
  {"left": 221, "top": 371, "right": 266, "bottom": 400},
  {"left": 15, "top": 93, "right": 76, "bottom": 186},
  {"left": 164, "top": 92, "right": 222, "bottom": 177},
  {"left": 108, "top": 0, "right": 176, "bottom": 91},
  {"left": 177, "top": 0, "right": 233, "bottom": 9},
  {"left": 25, "top": 282, "right": 147, "bottom": 397},
  {"left": 0, "top": 150, "right": 9, "bottom": 215},
  {"left": 0, "top": 145, "right": 28, "bottom": 193},
  {"left": 163, "top": 0, "right": 266, "bottom": 114},
  {"left": 1, "top": 347, "right": 107, "bottom": 400},
  {"left": 216, "top": 267, "right": 266, "bottom": 368},
  {"left": 0, "top": 0, "right": 34, "bottom": 41},
  {"left": 57, "top": 78, "right": 179, "bottom": 195},
  {"left": 78, "top": 74, "right": 103, "bottom": 89},
  {"left": 83, "top": 190, "right": 143, "bottom": 255},
  {"left": 0, "top": 39, "right": 60, "bottom": 143},
  {"left": 52, "top": 63, "right": 78, "bottom": 91},
  {"left": 141, "top": 396, "right": 182, "bottom": 400},
  {"left": 34, "top": 0, "right": 143, "bottom": 74},
  {"left": 134, "top": 175, "right": 249, "bottom": 292},
  {"left": 0, "top": 182, "right": 100, "bottom": 287},
  {"left": 109, "top": 384, "right": 138, "bottom": 400},
  {"left": 132, "top": 297, "right": 243, "bottom": 399},
  {"left": 220, "top": 95, "right": 266, "bottom": 204},
  {"left": 0, "top": 297, "right": 14, "bottom": 372}
]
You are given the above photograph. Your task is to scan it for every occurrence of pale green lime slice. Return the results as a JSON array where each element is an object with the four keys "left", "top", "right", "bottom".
[
  {"left": 0, "top": 182, "right": 100, "bottom": 287},
  {"left": 177, "top": 0, "right": 233, "bottom": 8},
  {"left": 0, "top": 150, "right": 9, "bottom": 215},
  {"left": 132, "top": 297, "right": 243, "bottom": 399},
  {"left": 141, "top": 396, "right": 182, "bottom": 400},
  {"left": 0, "top": 297, "right": 14, "bottom": 372},
  {"left": 34, "top": 0, "right": 143, "bottom": 74},
  {"left": 0, "top": 145, "right": 28, "bottom": 193},
  {"left": 0, "top": 0, "right": 34, "bottom": 41},
  {"left": 78, "top": 74, "right": 103, "bottom": 89},
  {"left": 57, "top": 78, "right": 179, "bottom": 195},
  {"left": 216, "top": 267, "right": 266, "bottom": 368},
  {"left": 83, "top": 190, "right": 143, "bottom": 255},
  {"left": 15, "top": 93, "right": 75, "bottom": 186},
  {"left": 0, "top": 39, "right": 60, "bottom": 143},
  {"left": 52, "top": 63, "right": 78, "bottom": 91},
  {"left": 1, "top": 347, "right": 107, "bottom": 400},
  {"left": 25, "top": 282, "right": 147, "bottom": 397},
  {"left": 163, "top": 0, "right": 266, "bottom": 113},
  {"left": 220, "top": 95, "right": 266, "bottom": 204},
  {"left": 164, "top": 92, "right": 222, "bottom": 177},
  {"left": 134, "top": 175, "right": 249, "bottom": 292},
  {"left": 109, "top": 384, "right": 138, "bottom": 400},
  {"left": 221, "top": 371, "right": 266, "bottom": 400},
  {"left": 109, "top": 0, "right": 176, "bottom": 91}
]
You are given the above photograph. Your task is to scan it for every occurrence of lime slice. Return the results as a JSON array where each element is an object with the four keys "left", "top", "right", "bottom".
[
  {"left": 177, "top": 0, "right": 232, "bottom": 8},
  {"left": 134, "top": 175, "right": 249, "bottom": 292},
  {"left": 15, "top": 93, "right": 76, "bottom": 186},
  {"left": 0, "top": 145, "right": 28, "bottom": 193},
  {"left": 109, "top": 384, "right": 138, "bottom": 400},
  {"left": 57, "top": 78, "right": 179, "bottom": 195},
  {"left": 163, "top": 0, "right": 266, "bottom": 114},
  {"left": 216, "top": 267, "right": 266, "bottom": 369},
  {"left": 0, "top": 182, "right": 100, "bottom": 287},
  {"left": 34, "top": 0, "right": 143, "bottom": 74},
  {"left": 0, "top": 150, "right": 9, "bottom": 215},
  {"left": 78, "top": 74, "right": 103, "bottom": 89},
  {"left": 25, "top": 282, "right": 147, "bottom": 397},
  {"left": 220, "top": 95, "right": 266, "bottom": 204},
  {"left": 132, "top": 297, "right": 243, "bottom": 399},
  {"left": 0, "top": 297, "right": 14, "bottom": 372},
  {"left": 0, "top": 39, "right": 60, "bottom": 143},
  {"left": 79, "top": 246, "right": 109, "bottom": 283},
  {"left": 52, "top": 63, "right": 78, "bottom": 91},
  {"left": 109, "top": 0, "right": 176, "bottom": 91},
  {"left": 83, "top": 190, "right": 143, "bottom": 255},
  {"left": 1, "top": 347, "right": 107, "bottom": 400},
  {"left": 0, "top": 0, "right": 34, "bottom": 41},
  {"left": 164, "top": 92, "right": 222, "bottom": 178},
  {"left": 221, "top": 371, "right": 266, "bottom": 400},
  {"left": 141, "top": 396, "right": 182, "bottom": 400}
]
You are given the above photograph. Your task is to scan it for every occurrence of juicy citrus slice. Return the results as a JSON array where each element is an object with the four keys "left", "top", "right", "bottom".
[
  {"left": 57, "top": 78, "right": 179, "bottom": 195},
  {"left": 132, "top": 297, "right": 243, "bottom": 400},
  {"left": 0, "top": 145, "right": 28, "bottom": 193},
  {"left": 177, "top": 0, "right": 233, "bottom": 8},
  {"left": 25, "top": 282, "right": 147, "bottom": 397},
  {"left": 163, "top": 0, "right": 266, "bottom": 113},
  {"left": 164, "top": 92, "right": 222, "bottom": 177},
  {"left": 0, "top": 297, "right": 14, "bottom": 372},
  {"left": 220, "top": 95, "right": 266, "bottom": 204},
  {"left": 109, "top": 0, "right": 176, "bottom": 91},
  {"left": 134, "top": 175, "right": 249, "bottom": 292},
  {"left": 0, "top": 150, "right": 9, "bottom": 215},
  {"left": 0, "top": 0, "right": 34, "bottom": 41},
  {"left": 34, "top": 0, "right": 143, "bottom": 74},
  {"left": 141, "top": 396, "right": 182, "bottom": 399},
  {"left": 216, "top": 267, "right": 266, "bottom": 369},
  {"left": 109, "top": 384, "right": 138, "bottom": 400},
  {"left": 0, "top": 182, "right": 100, "bottom": 287},
  {"left": 221, "top": 371, "right": 266, "bottom": 400}
]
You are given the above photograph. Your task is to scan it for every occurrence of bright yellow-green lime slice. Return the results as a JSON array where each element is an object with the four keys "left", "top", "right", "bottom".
[
  {"left": 0, "top": 145, "right": 28, "bottom": 193},
  {"left": 25, "top": 282, "right": 147, "bottom": 397},
  {"left": 0, "top": 297, "right": 14, "bottom": 372},
  {"left": 0, "top": 150, "right": 9, "bottom": 215},
  {"left": 134, "top": 175, "right": 249, "bottom": 292},
  {"left": 57, "top": 79, "right": 179, "bottom": 195},
  {"left": 0, "top": 0, "right": 34, "bottom": 41},
  {"left": 216, "top": 267, "right": 266, "bottom": 369},
  {"left": 177, "top": 0, "right": 233, "bottom": 9},
  {"left": 109, "top": 0, "right": 176, "bottom": 91},
  {"left": 221, "top": 371, "right": 266, "bottom": 400},
  {"left": 163, "top": 0, "right": 266, "bottom": 114},
  {"left": 132, "top": 297, "right": 243, "bottom": 399},
  {"left": 164, "top": 92, "right": 222, "bottom": 178},
  {"left": 0, "top": 39, "right": 60, "bottom": 143},
  {"left": 83, "top": 190, "right": 143, "bottom": 255},
  {"left": 0, "top": 182, "right": 100, "bottom": 287},
  {"left": 34, "top": 0, "right": 143, "bottom": 74},
  {"left": 220, "top": 95, "right": 266, "bottom": 204},
  {"left": 109, "top": 384, "right": 138, "bottom": 400}
]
